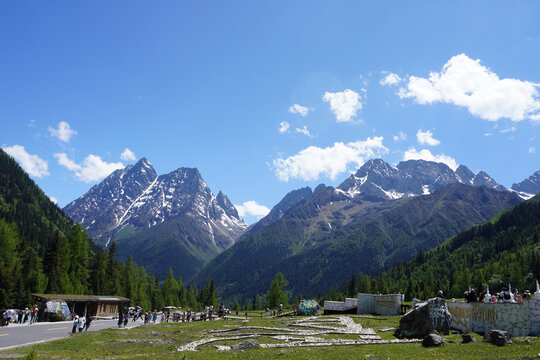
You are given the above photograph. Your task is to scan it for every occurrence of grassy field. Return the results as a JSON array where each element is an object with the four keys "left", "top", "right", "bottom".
[{"left": 1, "top": 313, "right": 540, "bottom": 359}]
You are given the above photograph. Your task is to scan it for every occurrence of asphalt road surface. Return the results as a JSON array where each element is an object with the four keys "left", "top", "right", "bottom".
[{"left": 0, "top": 318, "right": 144, "bottom": 351}]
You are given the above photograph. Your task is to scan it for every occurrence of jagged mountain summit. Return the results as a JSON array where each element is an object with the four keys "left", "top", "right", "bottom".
[
  {"left": 63, "top": 158, "right": 247, "bottom": 279},
  {"left": 64, "top": 157, "right": 246, "bottom": 247},
  {"left": 511, "top": 170, "right": 540, "bottom": 199},
  {"left": 337, "top": 159, "right": 506, "bottom": 200}
]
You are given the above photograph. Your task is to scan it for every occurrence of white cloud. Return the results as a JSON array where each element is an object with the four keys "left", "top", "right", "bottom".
[
  {"left": 416, "top": 129, "right": 441, "bottom": 146},
  {"left": 49, "top": 196, "right": 58, "bottom": 204},
  {"left": 235, "top": 201, "right": 270, "bottom": 218},
  {"left": 120, "top": 148, "right": 137, "bottom": 161},
  {"left": 3, "top": 145, "right": 49, "bottom": 178},
  {"left": 500, "top": 127, "right": 517, "bottom": 133},
  {"left": 273, "top": 137, "right": 388, "bottom": 181},
  {"left": 484, "top": 133, "right": 493, "bottom": 137},
  {"left": 403, "top": 147, "right": 458, "bottom": 171},
  {"left": 322, "top": 89, "right": 364, "bottom": 122},
  {"left": 529, "top": 147, "right": 536, "bottom": 154},
  {"left": 380, "top": 72, "right": 401, "bottom": 86},
  {"left": 55, "top": 153, "right": 124, "bottom": 183},
  {"left": 288, "top": 104, "right": 310, "bottom": 116},
  {"left": 48, "top": 121, "right": 77, "bottom": 142},
  {"left": 295, "top": 126, "right": 313, "bottom": 138},
  {"left": 54, "top": 153, "right": 81, "bottom": 171},
  {"left": 398, "top": 54, "right": 540, "bottom": 122},
  {"left": 393, "top": 131, "right": 407, "bottom": 142},
  {"left": 278, "top": 121, "right": 290, "bottom": 134}
]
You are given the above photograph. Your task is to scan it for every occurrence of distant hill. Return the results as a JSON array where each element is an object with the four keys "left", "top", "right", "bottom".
[
  {"left": 373, "top": 193, "right": 540, "bottom": 300},
  {"left": 196, "top": 177, "right": 522, "bottom": 303}
]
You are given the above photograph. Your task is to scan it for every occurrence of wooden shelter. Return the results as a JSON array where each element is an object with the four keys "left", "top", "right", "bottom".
[{"left": 32, "top": 294, "right": 130, "bottom": 319}]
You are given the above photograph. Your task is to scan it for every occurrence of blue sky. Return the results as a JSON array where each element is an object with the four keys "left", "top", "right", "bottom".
[{"left": 2, "top": 1, "right": 539, "bottom": 224}]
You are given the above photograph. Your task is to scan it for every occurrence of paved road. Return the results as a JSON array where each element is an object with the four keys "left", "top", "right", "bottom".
[{"left": 0, "top": 318, "right": 144, "bottom": 351}]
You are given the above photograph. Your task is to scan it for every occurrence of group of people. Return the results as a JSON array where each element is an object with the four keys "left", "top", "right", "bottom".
[
  {"left": 1, "top": 305, "right": 39, "bottom": 326},
  {"left": 463, "top": 287, "right": 532, "bottom": 303},
  {"left": 116, "top": 306, "right": 159, "bottom": 328},
  {"left": 71, "top": 314, "right": 93, "bottom": 333}
]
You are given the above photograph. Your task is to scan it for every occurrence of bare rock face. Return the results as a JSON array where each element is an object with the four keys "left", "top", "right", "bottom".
[
  {"left": 484, "top": 330, "right": 512, "bottom": 346},
  {"left": 422, "top": 333, "right": 444, "bottom": 347},
  {"left": 398, "top": 297, "right": 452, "bottom": 338}
]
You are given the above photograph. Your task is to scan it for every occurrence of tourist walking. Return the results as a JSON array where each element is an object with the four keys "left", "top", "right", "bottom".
[
  {"left": 78, "top": 315, "right": 86, "bottom": 332},
  {"left": 72, "top": 315, "right": 79, "bottom": 333},
  {"left": 85, "top": 315, "right": 92, "bottom": 331}
]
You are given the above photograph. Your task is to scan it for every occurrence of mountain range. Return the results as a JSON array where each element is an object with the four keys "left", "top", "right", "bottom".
[
  {"left": 194, "top": 159, "right": 531, "bottom": 301},
  {"left": 63, "top": 156, "right": 539, "bottom": 296},
  {"left": 63, "top": 158, "right": 247, "bottom": 280}
]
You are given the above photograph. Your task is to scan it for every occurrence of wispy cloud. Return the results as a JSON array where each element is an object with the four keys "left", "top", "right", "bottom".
[
  {"left": 393, "top": 131, "right": 407, "bottom": 142},
  {"left": 48, "top": 121, "right": 77, "bottom": 142},
  {"left": 295, "top": 126, "right": 313, "bottom": 138},
  {"left": 288, "top": 104, "right": 310, "bottom": 116},
  {"left": 278, "top": 121, "right": 290, "bottom": 134}
]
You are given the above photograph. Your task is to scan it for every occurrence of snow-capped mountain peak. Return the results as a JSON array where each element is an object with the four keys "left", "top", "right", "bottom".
[
  {"left": 63, "top": 158, "right": 247, "bottom": 247},
  {"left": 337, "top": 159, "right": 507, "bottom": 200}
]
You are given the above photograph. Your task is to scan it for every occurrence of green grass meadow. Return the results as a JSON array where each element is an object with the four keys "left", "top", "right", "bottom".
[{"left": 2, "top": 314, "right": 540, "bottom": 359}]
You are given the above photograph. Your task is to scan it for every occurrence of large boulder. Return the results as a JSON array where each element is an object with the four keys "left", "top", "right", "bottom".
[
  {"left": 398, "top": 297, "right": 452, "bottom": 338},
  {"left": 484, "top": 330, "right": 512, "bottom": 346},
  {"left": 422, "top": 334, "right": 444, "bottom": 347}
]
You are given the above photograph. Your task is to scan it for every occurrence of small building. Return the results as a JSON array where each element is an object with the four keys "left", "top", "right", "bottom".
[{"left": 32, "top": 294, "right": 130, "bottom": 320}]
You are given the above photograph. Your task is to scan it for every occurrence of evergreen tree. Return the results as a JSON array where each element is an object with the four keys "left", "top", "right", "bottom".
[
  {"left": 162, "top": 268, "right": 180, "bottom": 306},
  {"left": 68, "top": 224, "right": 89, "bottom": 294},
  {"left": 266, "top": 272, "right": 288, "bottom": 308},
  {"left": 177, "top": 276, "right": 186, "bottom": 307},
  {"left": 0, "top": 220, "right": 22, "bottom": 308}
]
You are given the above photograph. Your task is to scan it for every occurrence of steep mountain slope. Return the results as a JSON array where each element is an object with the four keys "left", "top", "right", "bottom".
[
  {"left": 242, "top": 186, "right": 314, "bottom": 238},
  {"left": 376, "top": 193, "right": 540, "bottom": 300},
  {"left": 197, "top": 181, "right": 521, "bottom": 302},
  {"left": 0, "top": 149, "right": 74, "bottom": 255},
  {"left": 64, "top": 158, "right": 247, "bottom": 280}
]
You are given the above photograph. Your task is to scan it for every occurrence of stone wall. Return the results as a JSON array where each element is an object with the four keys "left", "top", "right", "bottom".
[
  {"left": 324, "top": 298, "right": 357, "bottom": 312},
  {"left": 447, "top": 301, "right": 532, "bottom": 337},
  {"left": 357, "top": 293, "right": 402, "bottom": 316},
  {"left": 530, "top": 299, "right": 540, "bottom": 335}
]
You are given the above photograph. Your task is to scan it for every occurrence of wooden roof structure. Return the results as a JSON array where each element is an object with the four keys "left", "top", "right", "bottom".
[{"left": 32, "top": 294, "right": 130, "bottom": 303}]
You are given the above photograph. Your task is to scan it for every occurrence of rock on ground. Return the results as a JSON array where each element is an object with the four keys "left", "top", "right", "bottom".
[
  {"left": 461, "top": 334, "right": 478, "bottom": 343},
  {"left": 422, "top": 333, "right": 444, "bottom": 347},
  {"left": 484, "top": 330, "right": 512, "bottom": 346},
  {"left": 231, "top": 339, "right": 259, "bottom": 351}
]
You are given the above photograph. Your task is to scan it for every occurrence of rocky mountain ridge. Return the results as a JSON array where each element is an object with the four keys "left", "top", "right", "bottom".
[{"left": 64, "top": 158, "right": 247, "bottom": 249}]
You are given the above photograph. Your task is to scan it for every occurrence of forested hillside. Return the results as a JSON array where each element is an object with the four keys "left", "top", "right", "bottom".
[
  {"left": 0, "top": 150, "right": 216, "bottom": 311},
  {"left": 197, "top": 183, "right": 521, "bottom": 302},
  {"left": 368, "top": 193, "right": 540, "bottom": 300}
]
